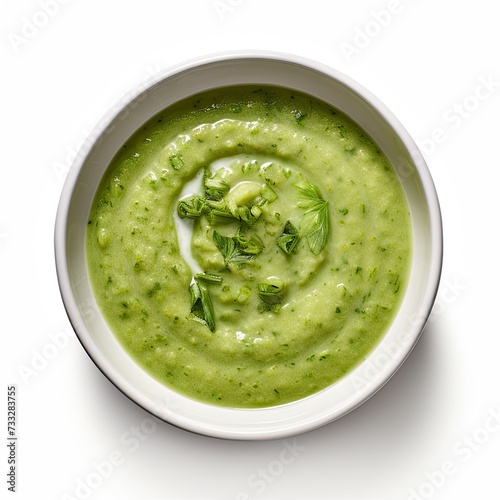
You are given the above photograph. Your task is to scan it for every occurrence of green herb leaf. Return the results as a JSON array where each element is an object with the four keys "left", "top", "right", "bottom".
[
  {"left": 206, "top": 204, "right": 239, "bottom": 225},
  {"left": 212, "top": 231, "right": 236, "bottom": 266},
  {"left": 188, "top": 274, "right": 223, "bottom": 332},
  {"left": 189, "top": 279, "right": 201, "bottom": 310},
  {"left": 302, "top": 204, "right": 329, "bottom": 255},
  {"left": 177, "top": 195, "right": 206, "bottom": 219},
  {"left": 258, "top": 279, "right": 287, "bottom": 306},
  {"left": 295, "top": 178, "right": 329, "bottom": 255},
  {"left": 213, "top": 229, "right": 263, "bottom": 267},
  {"left": 296, "top": 179, "right": 323, "bottom": 208},
  {"left": 189, "top": 280, "right": 215, "bottom": 331},
  {"left": 235, "top": 204, "right": 262, "bottom": 226},
  {"left": 276, "top": 220, "right": 300, "bottom": 254},
  {"left": 234, "top": 228, "right": 265, "bottom": 255},
  {"left": 194, "top": 272, "right": 223, "bottom": 286},
  {"left": 203, "top": 168, "right": 230, "bottom": 201}
]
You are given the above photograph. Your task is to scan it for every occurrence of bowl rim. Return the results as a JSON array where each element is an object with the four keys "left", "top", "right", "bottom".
[{"left": 54, "top": 50, "right": 443, "bottom": 440}]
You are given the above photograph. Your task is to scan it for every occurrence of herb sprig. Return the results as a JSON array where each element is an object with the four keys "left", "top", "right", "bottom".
[
  {"left": 203, "top": 167, "right": 230, "bottom": 201},
  {"left": 177, "top": 195, "right": 207, "bottom": 219},
  {"left": 296, "top": 178, "right": 329, "bottom": 255},
  {"left": 189, "top": 273, "right": 223, "bottom": 332},
  {"left": 276, "top": 220, "right": 300, "bottom": 255},
  {"left": 257, "top": 279, "right": 287, "bottom": 312},
  {"left": 212, "top": 229, "right": 264, "bottom": 267}
]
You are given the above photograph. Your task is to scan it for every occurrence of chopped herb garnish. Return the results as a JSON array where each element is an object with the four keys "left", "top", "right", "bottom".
[
  {"left": 188, "top": 273, "right": 223, "bottom": 332},
  {"left": 212, "top": 229, "right": 263, "bottom": 267},
  {"left": 257, "top": 279, "right": 287, "bottom": 306},
  {"left": 276, "top": 220, "right": 300, "bottom": 255},
  {"left": 176, "top": 170, "right": 275, "bottom": 229},
  {"left": 177, "top": 169, "right": 332, "bottom": 328},
  {"left": 234, "top": 204, "right": 262, "bottom": 226},
  {"left": 194, "top": 272, "right": 223, "bottom": 286},
  {"left": 177, "top": 195, "right": 207, "bottom": 219},
  {"left": 234, "top": 228, "right": 265, "bottom": 255},
  {"left": 205, "top": 200, "right": 239, "bottom": 225},
  {"left": 203, "top": 168, "right": 230, "bottom": 201}
]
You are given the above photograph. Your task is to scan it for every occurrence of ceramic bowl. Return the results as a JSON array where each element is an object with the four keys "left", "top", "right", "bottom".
[{"left": 54, "top": 51, "right": 442, "bottom": 440}]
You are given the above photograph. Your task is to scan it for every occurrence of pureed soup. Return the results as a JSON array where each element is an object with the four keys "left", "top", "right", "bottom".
[{"left": 87, "top": 86, "right": 412, "bottom": 408}]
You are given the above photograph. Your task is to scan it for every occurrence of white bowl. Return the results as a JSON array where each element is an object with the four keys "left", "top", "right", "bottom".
[{"left": 54, "top": 51, "right": 442, "bottom": 440}]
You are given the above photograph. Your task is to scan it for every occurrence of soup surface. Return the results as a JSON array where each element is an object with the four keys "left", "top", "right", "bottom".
[{"left": 87, "top": 86, "right": 412, "bottom": 407}]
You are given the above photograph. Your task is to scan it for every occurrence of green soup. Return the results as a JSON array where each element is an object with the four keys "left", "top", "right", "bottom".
[{"left": 87, "top": 86, "right": 412, "bottom": 408}]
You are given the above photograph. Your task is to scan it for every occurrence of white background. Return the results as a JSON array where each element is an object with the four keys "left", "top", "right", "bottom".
[{"left": 2, "top": 1, "right": 499, "bottom": 499}]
